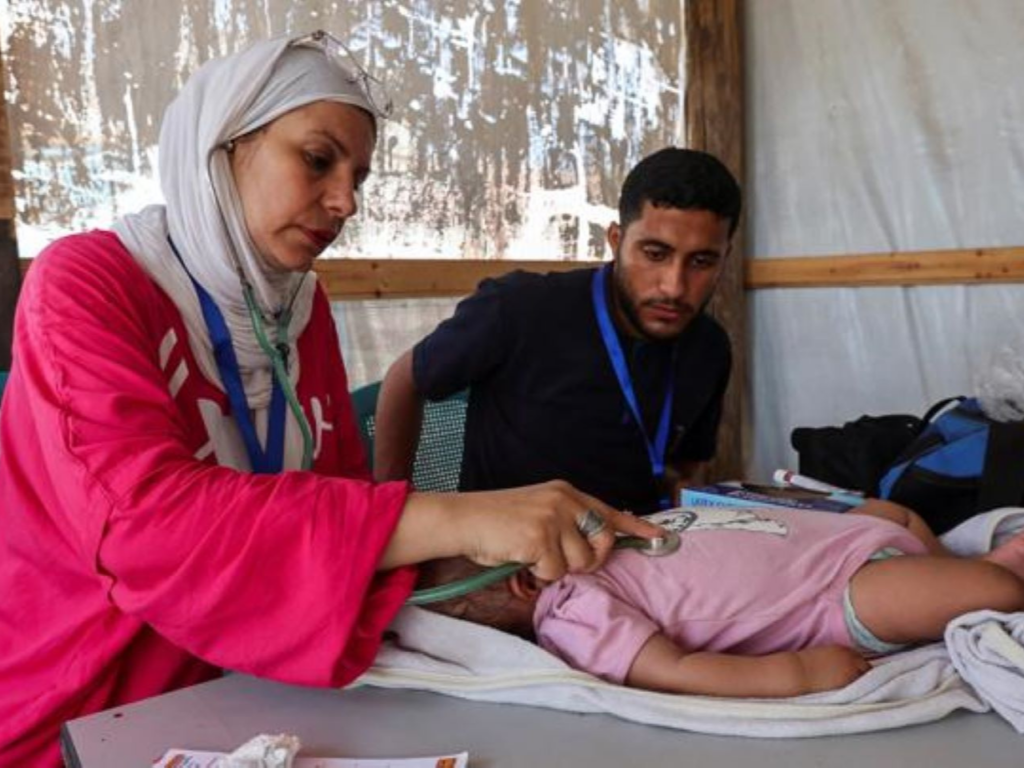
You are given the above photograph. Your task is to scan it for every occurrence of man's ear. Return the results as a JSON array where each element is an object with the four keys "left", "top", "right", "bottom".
[
  {"left": 606, "top": 222, "right": 622, "bottom": 256},
  {"left": 508, "top": 570, "right": 543, "bottom": 601}
]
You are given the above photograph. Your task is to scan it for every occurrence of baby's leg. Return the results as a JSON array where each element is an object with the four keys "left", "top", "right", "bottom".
[
  {"left": 850, "top": 499, "right": 948, "bottom": 556},
  {"left": 847, "top": 554, "right": 1024, "bottom": 644},
  {"left": 985, "top": 529, "right": 1024, "bottom": 581}
]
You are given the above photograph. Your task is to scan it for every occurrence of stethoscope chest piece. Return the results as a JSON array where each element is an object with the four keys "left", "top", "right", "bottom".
[{"left": 636, "top": 530, "right": 681, "bottom": 557}]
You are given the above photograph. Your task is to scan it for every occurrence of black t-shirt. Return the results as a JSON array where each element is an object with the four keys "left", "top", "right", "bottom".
[{"left": 412, "top": 268, "right": 732, "bottom": 514}]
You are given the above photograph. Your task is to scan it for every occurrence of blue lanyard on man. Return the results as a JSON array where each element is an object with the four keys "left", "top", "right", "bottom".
[
  {"left": 170, "top": 238, "right": 287, "bottom": 473},
  {"left": 591, "top": 264, "right": 676, "bottom": 509}
]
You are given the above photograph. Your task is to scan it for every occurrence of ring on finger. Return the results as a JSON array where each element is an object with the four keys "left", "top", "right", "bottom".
[{"left": 575, "top": 508, "right": 608, "bottom": 538}]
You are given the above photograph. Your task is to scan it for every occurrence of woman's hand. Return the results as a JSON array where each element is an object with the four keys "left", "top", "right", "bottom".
[
  {"left": 379, "top": 480, "right": 665, "bottom": 579},
  {"left": 452, "top": 480, "right": 665, "bottom": 580}
]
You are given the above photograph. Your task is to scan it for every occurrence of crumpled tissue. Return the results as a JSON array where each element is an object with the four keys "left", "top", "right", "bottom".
[{"left": 218, "top": 733, "right": 302, "bottom": 768}]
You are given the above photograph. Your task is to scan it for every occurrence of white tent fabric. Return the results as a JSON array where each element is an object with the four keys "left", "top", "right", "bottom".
[
  {"left": 331, "top": 1, "right": 1024, "bottom": 478},
  {"left": 746, "top": 0, "right": 1024, "bottom": 479},
  {"left": 332, "top": 299, "right": 459, "bottom": 390}
]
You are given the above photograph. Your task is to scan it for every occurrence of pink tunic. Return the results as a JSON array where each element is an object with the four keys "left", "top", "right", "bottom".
[
  {"left": 535, "top": 507, "right": 926, "bottom": 684},
  {"left": 0, "top": 232, "right": 415, "bottom": 767}
]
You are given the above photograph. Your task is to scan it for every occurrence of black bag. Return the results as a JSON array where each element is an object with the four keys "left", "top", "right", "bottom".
[
  {"left": 790, "top": 413, "right": 927, "bottom": 495},
  {"left": 879, "top": 398, "right": 1024, "bottom": 534}
]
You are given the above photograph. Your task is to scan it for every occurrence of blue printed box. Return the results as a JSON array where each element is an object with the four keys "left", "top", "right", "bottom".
[{"left": 680, "top": 482, "right": 855, "bottom": 513}]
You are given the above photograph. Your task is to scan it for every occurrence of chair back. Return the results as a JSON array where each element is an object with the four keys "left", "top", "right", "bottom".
[
  {"left": 350, "top": 381, "right": 468, "bottom": 493},
  {"left": 0, "top": 371, "right": 8, "bottom": 405},
  {"left": 350, "top": 381, "right": 382, "bottom": 459}
]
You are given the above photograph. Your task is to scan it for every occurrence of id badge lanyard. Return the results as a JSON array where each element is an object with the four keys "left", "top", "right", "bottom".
[
  {"left": 170, "top": 239, "right": 287, "bottom": 474},
  {"left": 592, "top": 264, "right": 676, "bottom": 509}
]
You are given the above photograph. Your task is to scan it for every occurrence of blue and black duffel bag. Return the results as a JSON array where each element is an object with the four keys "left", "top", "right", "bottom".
[{"left": 879, "top": 397, "right": 1024, "bottom": 535}]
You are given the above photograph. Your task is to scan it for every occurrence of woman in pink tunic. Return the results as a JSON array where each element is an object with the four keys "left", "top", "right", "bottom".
[{"left": 0, "top": 31, "right": 658, "bottom": 767}]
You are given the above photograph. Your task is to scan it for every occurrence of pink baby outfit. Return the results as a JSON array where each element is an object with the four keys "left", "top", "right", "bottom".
[
  {"left": 0, "top": 232, "right": 415, "bottom": 767},
  {"left": 534, "top": 507, "right": 926, "bottom": 684}
]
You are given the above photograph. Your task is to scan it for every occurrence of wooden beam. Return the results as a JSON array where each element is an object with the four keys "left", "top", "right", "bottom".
[
  {"left": 0, "top": 45, "right": 22, "bottom": 371},
  {"left": 745, "top": 246, "right": 1024, "bottom": 288},
  {"left": 685, "top": 0, "right": 746, "bottom": 481},
  {"left": 20, "top": 245, "right": 1024, "bottom": 297},
  {"left": 312, "top": 258, "right": 585, "bottom": 299}
]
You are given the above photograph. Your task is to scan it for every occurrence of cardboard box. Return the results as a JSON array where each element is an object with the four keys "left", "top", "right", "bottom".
[{"left": 680, "top": 482, "right": 855, "bottom": 513}]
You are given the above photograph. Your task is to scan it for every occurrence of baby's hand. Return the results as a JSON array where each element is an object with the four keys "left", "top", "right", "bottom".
[{"left": 796, "top": 645, "right": 872, "bottom": 694}]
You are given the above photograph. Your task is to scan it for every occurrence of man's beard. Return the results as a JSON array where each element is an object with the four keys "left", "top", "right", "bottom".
[{"left": 611, "top": 254, "right": 700, "bottom": 342}]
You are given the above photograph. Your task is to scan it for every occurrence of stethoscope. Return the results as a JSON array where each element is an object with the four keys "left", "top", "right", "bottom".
[
  {"left": 407, "top": 530, "right": 682, "bottom": 606},
  {"left": 170, "top": 236, "right": 315, "bottom": 472},
  {"left": 176, "top": 235, "right": 682, "bottom": 604},
  {"left": 408, "top": 267, "right": 695, "bottom": 605},
  {"left": 240, "top": 279, "right": 315, "bottom": 470}
]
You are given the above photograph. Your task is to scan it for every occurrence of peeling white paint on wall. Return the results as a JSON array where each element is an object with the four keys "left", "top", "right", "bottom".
[{"left": 3, "top": 1, "right": 685, "bottom": 261}]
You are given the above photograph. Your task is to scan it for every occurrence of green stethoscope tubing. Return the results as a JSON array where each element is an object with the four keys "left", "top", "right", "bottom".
[
  {"left": 242, "top": 281, "right": 315, "bottom": 471},
  {"left": 241, "top": 273, "right": 677, "bottom": 600},
  {"left": 407, "top": 533, "right": 677, "bottom": 606}
]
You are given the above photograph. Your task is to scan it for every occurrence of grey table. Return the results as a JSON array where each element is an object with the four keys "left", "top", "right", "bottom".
[{"left": 62, "top": 674, "right": 1021, "bottom": 767}]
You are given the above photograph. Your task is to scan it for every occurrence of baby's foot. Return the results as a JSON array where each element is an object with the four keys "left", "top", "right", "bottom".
[{"left": 985, "top": 530, "right": 1024, "bottom": 581}]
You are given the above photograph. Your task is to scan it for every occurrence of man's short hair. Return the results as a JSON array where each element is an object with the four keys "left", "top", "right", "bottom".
[{"left": 618, "top": 148, "right": 742, "bottom": 236}]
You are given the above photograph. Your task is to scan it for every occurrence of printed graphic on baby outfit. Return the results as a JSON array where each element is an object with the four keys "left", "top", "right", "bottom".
[
  {"left": 648, "top": 506, "right": 788, "bottom": 537},
  {"left": 646, "top": 508, "right": 698, "bottom": 533}
]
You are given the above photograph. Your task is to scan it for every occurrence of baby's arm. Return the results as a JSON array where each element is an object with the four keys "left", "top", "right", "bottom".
[{"left": 626, "top": 633, "right": 871, "bottom": 698}]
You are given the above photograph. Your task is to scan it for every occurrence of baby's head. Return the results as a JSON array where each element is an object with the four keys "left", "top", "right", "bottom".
[{"left": 415, "top": 558, "right": 542, "bottom": 639}]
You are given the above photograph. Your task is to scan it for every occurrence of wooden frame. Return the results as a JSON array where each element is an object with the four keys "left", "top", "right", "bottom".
[
  {"left": 313, "top": 245, "right": 1024, "bottom": 293},
  {"left": 2, "top": 3, "right": 750, "bottom": 471},
  {"left": 5, "top": 6, "right": 1024, "bottom": 484},
  {"left": 685, "top": 0, "right": 745, "bottom": 480},
  {"left": 0, "top": 48, "right": 20, "bottom": 371},
  {"left": 313, "top": 258, "right": 581, "bottom": 299},
  {"left": 17, "top": 246, "right": 1024, "bottom": 295},
  {"left": 745, "top": 246, "right": 1024, "bottom": 288}
]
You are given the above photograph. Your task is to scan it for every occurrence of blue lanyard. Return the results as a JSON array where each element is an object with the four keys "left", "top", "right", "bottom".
[
  {"left": 591, "top": 264, "right": 676, "bottom": 506},
  {"left": 170, "top": 239, "right": 287, "bottom": 474}
]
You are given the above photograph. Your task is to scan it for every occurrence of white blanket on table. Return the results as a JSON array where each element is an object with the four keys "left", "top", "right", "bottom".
[
  {"left": 946, "top": 610, "right": 1024, "bottom": 733},
  {"left": 355, "top": 508, "right": 1024, "bottom": 737}
]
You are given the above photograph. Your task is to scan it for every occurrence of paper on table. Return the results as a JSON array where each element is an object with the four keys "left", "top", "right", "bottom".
[{"left": 151, "top": 750, "right": 469, "bottom": 768}]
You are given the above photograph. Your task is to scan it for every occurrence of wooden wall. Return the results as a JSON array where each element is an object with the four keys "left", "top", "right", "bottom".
[
  {"left": 684, "top": 0, "right": 745, "bottom": 481},
  {"left": 6, "top": 2, "right": 1024, "bottom": 474},
  {"left": 0, "top": 47, "right": 21, "bottom": 372}
]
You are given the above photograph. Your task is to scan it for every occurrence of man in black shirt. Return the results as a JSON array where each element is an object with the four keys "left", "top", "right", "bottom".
[{"left": 374, "top": 148, "right": 741, "bottom": 515}]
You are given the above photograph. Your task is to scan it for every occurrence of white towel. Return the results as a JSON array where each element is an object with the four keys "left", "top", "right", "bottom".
[
  {"left": 946, "top": 611, "right": 1024, "bottom": 733},
  {"left": 357, "top": 508, "right": 1024, "bottom": 737}
]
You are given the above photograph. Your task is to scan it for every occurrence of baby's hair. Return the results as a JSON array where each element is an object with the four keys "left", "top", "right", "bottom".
[{"left": 415, "top": 557, "right": 536, "bottom": 640}]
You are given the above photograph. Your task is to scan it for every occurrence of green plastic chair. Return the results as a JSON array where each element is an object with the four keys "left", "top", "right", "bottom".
[
  {"left": 350, "top": 381, "right": 468, "bottom": 493},
  {"left": 0, "top": 371, "right": 8, "bottom": 405}
]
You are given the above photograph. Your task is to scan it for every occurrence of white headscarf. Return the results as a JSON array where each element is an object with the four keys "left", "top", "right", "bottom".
[{"left": 114, "top": 32, "right": 380, "bottom": 469}]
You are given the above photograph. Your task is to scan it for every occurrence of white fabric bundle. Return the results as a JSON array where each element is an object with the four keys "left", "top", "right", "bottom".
[
  {"left": 946, "top": 612, "right": 1024, "bottom": 732},
  {"left": 976, "top": 346, "right": 1024, "bottom": 423}
]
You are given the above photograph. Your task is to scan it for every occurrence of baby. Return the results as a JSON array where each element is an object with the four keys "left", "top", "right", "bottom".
[{"left": 416, "top": 501, "right": 1024, "bottom": 698}]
